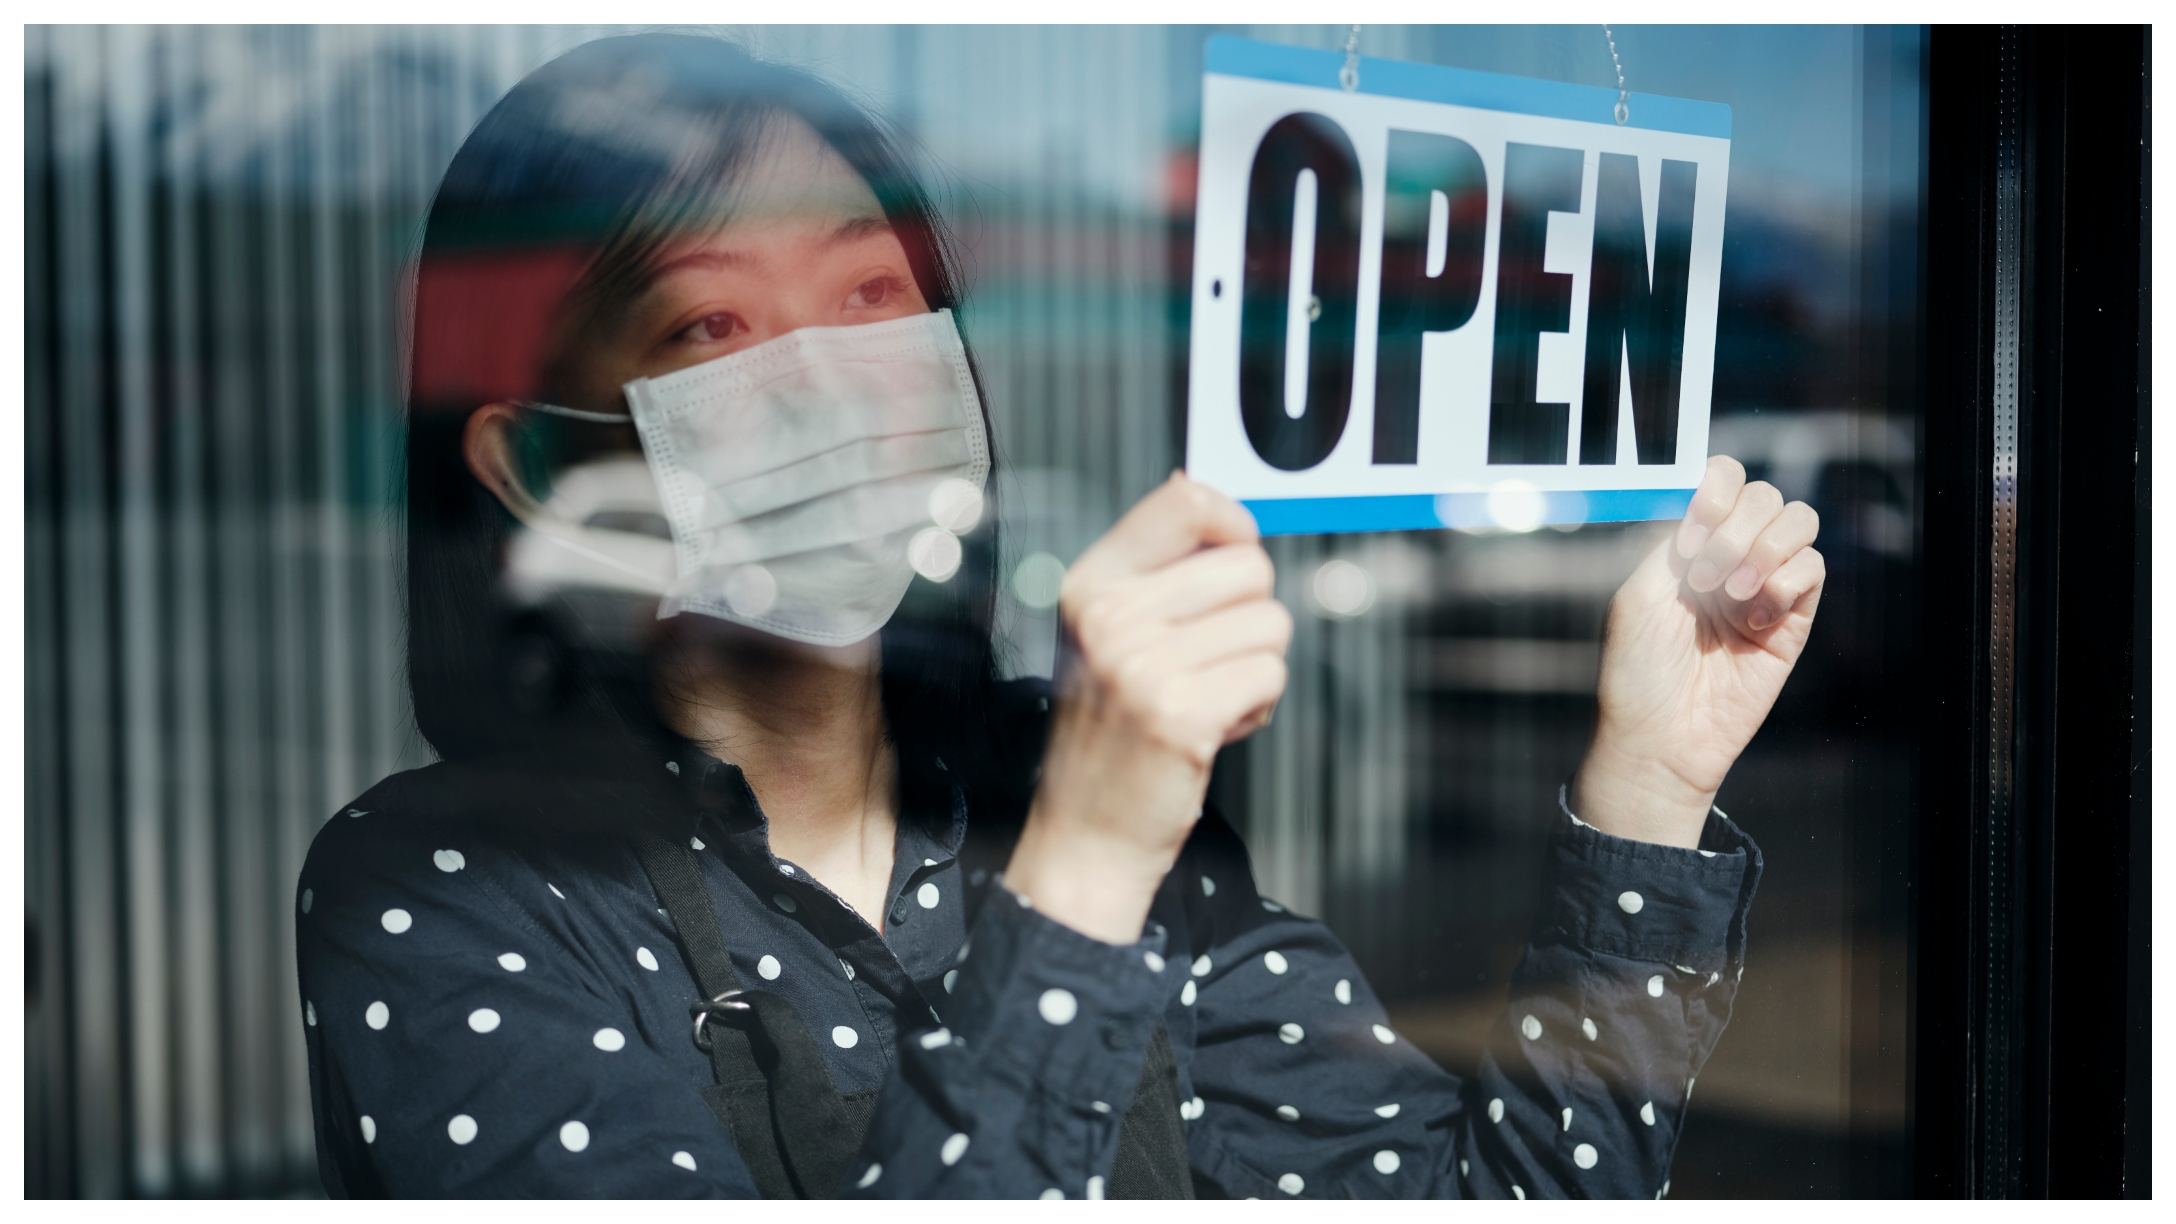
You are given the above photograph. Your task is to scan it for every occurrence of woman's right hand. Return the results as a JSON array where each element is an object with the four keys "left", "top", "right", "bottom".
[{"left": 1003, "top": 472, "right": 1293, "bottom": 944}]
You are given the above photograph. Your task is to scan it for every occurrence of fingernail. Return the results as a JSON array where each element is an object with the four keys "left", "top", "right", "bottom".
[
  {"left": 1687, "top": 558, "right": 1722, "bottom": 591},
  {"left": 1725, "top": 564, "right": 1761, "bottom": 601},
  {"left": 1748, "top": 604, "right": 1779, "bottom": 631},
  {"left": 1677, "top": 523, "right": 1710, "bottom": 560}
]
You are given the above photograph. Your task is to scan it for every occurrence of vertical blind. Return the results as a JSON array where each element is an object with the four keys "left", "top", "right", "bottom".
[{"left": 25, "top": 23, "right": 1425, "bottom": 1196}]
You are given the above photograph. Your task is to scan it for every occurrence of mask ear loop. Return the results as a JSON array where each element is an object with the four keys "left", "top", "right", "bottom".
[
  {"left": 499, "top": 401, "right": 675, "bottom": 595},
  {"left": 521, "top": 399, "right": 634, "bottom": 424}
]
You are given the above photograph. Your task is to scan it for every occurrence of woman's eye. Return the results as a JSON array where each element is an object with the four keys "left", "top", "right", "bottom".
[
  {"left": 672, "top": 312, "right": 743, "bottom": 345},
  {"left": 848, "top": 276, "right": 907, "bottom": 309}
]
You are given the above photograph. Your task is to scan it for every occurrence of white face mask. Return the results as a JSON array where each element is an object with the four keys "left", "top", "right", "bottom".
[{"left": 530, "top": 309, "right": 989, "bottom": 647}]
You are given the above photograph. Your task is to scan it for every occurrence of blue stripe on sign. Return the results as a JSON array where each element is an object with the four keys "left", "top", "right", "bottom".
[
  {"left": 1203, "top": 34, "right": 1732, "bottom": 141},
  {"left": 1242, "top": 488, "right": 1697, "bottom": 537}
]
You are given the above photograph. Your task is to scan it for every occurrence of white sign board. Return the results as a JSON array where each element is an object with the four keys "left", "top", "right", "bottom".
[{"left": 1185, "top": 37, "right": 1732, "bottom": 535}]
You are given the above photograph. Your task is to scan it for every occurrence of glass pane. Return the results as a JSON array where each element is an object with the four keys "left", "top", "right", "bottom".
[{"left": 25, "top": 23, "right": 1924, "bottom": 1197}]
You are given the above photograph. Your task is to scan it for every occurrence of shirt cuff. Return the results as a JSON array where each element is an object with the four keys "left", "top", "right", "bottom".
[
  {"left": 940, "top": 888, "right": 1175, "bottom": 1108},
  {"left": 1534, "top": 782, "right": 1764, "bottom": 976}
]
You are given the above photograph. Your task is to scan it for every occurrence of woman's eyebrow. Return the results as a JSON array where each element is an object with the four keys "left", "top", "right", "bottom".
[
  {"left": 650, "top": 217, "right": 890, "bottom": 278},
  {"left": 825, "top": 215, "right": 893, "bottom": 246}
]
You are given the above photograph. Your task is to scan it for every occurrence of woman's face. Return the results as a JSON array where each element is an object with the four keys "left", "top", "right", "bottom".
[{"left": 564, "top": 115, "right": 933, "bottom": 407}]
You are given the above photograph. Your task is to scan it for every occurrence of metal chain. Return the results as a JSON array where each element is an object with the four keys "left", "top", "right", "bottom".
[
  {"left": 1602, "top": 24, "right": 1629, "bottom": 124},
  {"left": 1340, "top": 24, "right": 1362, "bottom": 92}
]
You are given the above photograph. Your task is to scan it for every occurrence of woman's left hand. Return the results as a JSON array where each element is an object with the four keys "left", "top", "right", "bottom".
[{"left": 1573, "top": 455, "right": 1826, "bottom": 848}]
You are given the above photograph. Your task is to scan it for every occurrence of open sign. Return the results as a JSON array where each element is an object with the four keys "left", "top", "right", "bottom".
[{"left": 1185, "top": 37, "right": 1732, "bottom": 535}]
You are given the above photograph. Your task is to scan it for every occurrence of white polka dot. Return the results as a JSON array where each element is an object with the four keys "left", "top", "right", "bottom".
[
  {"left": 300, "top": 889, "right": 313, "bottom": 914},
  {"left": 1262, "top": 899, "right": 1284, "bottom": 912},
  {"left": 1686, "top": 1077, "right": 1695, "bottom": 1100},
  {"left": 1582, "top": 1017, "right": 1599, "bottom": 1041},
  {"left": 1183, "top": 1096, "right": 1205, "bottom": 1120},
  {"left": 1617, "top": 890, "right": 1644, "bottom": 914},
  {"left": 956, "top": 938, "right": 972, "bottom": 962},
  {"left": 1709, "top": 970, "right": 1721, "bottom": 986},
  {"left": 1192, "top": 955, "right": 1213, "bottom": 977},
  {"left": 1263, "top": 950, "right": 1289, "bottom": 974},
  {"left": 1461, "top": 1159, "right": 1469, "bottom": 1177},
  {"left": 1488, "top": 1097, "right": 1504, "bottom": 1123},
  {"left": 1201, "top": 876, "right": 1217, "bottom": 897},
  {"left": 672, "top": 1151, "right": 697, "bottom": 1171},
  {"left": 923, "top": 857, "right": 938, "bottom": 866},
  {"left": 447, "top": 1114, "right": 477, "bottom": 1145},
  {"left": 1180, "top": 980, "right": 1197, "bottom": 1006},
  {"left": 943, "top": 969, "right": 959, "bottom": 994},
  {"left": 365, "top": 1001, "right": 389, "bottom": 1030},
  {"left": 1039, "top": 1188, "right": 1063, "bottom": 1200},
  {"left": 919, "top": 1028, "right": 952, "bottom": 1050},
  {"left": 689, "top": 837, "right": 705, "bottom": 851},
  {"left": 779, "top": 863, "right": 795, "bottom": 875},
  {"left": 1520, "top": 1014, "right": 1542, "bottom": 1041},
  {"left": 856, "top": 1163, "right": 882, "bottom": 1188},
  {"left": 1335, "top": 979, "right": 1353, "bottom": 1004},
  {"left": 305, "top": 1001, "right": 316, "bottom": 1027},
  {"left": 757, "top": 954, "right": 781, "bottom": 981},
  {"left": 1278, "top": 1022, "right": 1304, "bottom": 1044},
  {"left": 593, "top": 1027, "right": 626, "bottom": 1052},
  {"left": 832, "top": 1025, "right": 859, "bottom": 1049},
  {"left": 637, "top": 947, "right": 660, "bottom": 971},
  {"left": 1640, "top": 1100, "right": 1656, "bottom": 1125},
  {"left": 359, "top": 1115, "right": 376, "bottom": 1144},
  {"left": 1277, "top": 1172, "right": 1304, "bottom": 1195},
  {"left": 560, "top": 1120, "right": 589, "bottom": 1152},
  {"left": 467, "top": 1008, "right": 500, "bottom": 1033},
  {"left": 1144, "top": 951, "right": 1165, "bottom": 973},
  {"left": 1015, "top": 891, "right": 1032, "bottom": 908},
  {"left": 1699, "top": 849, "right": 1717, "bottom": 858},
  {"left": 1647, "top": 974, "right": 1666, "bottom": 997},
  {"left": 548, "top": 883, "right": 565, "bottom": 899},
  {"left": 1664, "top": 1179, "right": 1671, "bottom": 1196},
  {"left": 498, "top": 952, "right": 526, "bottom": 972},
  {"left": 841, "top": 959, "right": 856, "bottom": 979},
  {"left": 917, "top": 882, "right": 941, "bottom": 909},
  {"left": 1373, "top": 1150, "right": 1401, "bottom": 1175},
  {"left": 1561, "top": 1107, "right": 1573, "bottom": 1130},
  {"left": 1574, "top": 1142, "right": 1598, "bottom": 1169},
  {"left": 1039, "top": 988, "right": 1078, "bottom": 1025},
  {"left": 940, "top": 1132, "right": 970, "bottom": 1166},
  {"left": 434, "top": 849, "right": 466, "bottom": 873},
  {"left": 347, "top": 808, "right": 368, "bottom": 818},
  {"left": 380, "top": 908, "right": 412, "bottom": 934},
  {"left": 1512, "top": 1184, "right": 1526, "bottom": 1199},
  {"left": 773, "top": 893, "right": 797, "bottom": 913},
  {"left": 663, "top": 760, "right": 679, "bottom": 775},
  {"left": 1092, "top": 1101, "right": 1110, "bottom": 1113},
  {"left": 1374, "top": 1103, "right": 1400, "bottom": 1118},
  {"left": 1276, "top": 1105, "right": 1299, "bottom": 1121},
  {"left": 1373, "top": 1024, "right": 1397, "bottom": 1045},
  {"left": 1086, "top": 1175, "right": 1105, "bottom": 1199}
]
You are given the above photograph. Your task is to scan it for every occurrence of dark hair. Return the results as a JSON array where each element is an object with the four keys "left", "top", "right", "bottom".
[{"left": 405, "top": 33, "right": 1002, "bottom": 797}]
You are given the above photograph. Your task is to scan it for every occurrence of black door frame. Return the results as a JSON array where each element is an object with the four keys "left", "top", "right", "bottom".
[{"left": 1917, "top": 23, "right": 2150, "bottom": 1198}]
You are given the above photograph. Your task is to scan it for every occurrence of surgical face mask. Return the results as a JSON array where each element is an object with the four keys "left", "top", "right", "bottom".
[{"left": 525, "top": 308, "right": 989, "bottom": 647}]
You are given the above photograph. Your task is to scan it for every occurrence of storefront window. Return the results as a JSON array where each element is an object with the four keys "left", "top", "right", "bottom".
[{"left": 29, "top": 24, "right": 1929, "bottom": 1198}]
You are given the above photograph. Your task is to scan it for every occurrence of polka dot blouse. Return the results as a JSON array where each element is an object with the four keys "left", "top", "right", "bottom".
[{"left": 296, "top": 685, "right": 1761, "bottom": 1199}]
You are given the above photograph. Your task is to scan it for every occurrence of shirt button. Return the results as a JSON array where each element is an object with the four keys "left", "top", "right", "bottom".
[{"left": 890, "top": 899, "right": 911, "bottom": 925}]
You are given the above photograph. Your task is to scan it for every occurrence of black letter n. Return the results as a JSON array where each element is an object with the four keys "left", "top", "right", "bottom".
[{"left": 1579, "top": 154, "right": 1697, "bottom": 466}]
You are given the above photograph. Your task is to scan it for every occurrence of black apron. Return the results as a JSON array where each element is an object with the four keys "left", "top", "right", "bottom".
[{"left": 632, "top": 834, "right": 1193, "bottom": 1199}]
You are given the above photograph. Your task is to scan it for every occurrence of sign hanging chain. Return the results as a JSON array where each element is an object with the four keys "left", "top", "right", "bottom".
[
  {"left": 1340, "top": 24, "right": 1362, "bottom": 91},
  {"left": 1602, "top": 25, "right": 1629, "bottom": 124}
]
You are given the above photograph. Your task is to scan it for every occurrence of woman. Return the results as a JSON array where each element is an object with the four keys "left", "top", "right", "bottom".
[{"left": 297, "top": 33, "right": 1825, "bottom": 1198}]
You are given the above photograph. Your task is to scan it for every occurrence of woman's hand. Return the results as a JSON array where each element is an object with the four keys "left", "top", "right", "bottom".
[
  {"left": 1573, "top": 455, "right": 1826, "bottom": 848},
  {"left": 1004, "top": 473, "right": 1293, "bottom": 943}
]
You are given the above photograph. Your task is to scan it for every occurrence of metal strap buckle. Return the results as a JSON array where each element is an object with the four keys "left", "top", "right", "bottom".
[{"left": 691, "top": 990, "right": 753, "bottom": 1052}]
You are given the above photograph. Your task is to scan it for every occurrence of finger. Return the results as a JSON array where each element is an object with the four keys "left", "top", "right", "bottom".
[
  {"left": 1065, "top": 472, "right": 1258, "bottom": 590},
  {"left": 1097, "top": 542, "right": 1273, "bottom": 632},
  {"left": 1687, "top": 479, "right": 1785, "bottom": 593},
  {"left": 1746, "top": 546, "right": 1826, "bottom": 632},
  {"left": 1188, "top": 651, "right": 1290, "bottom": 745},
  {"left": 1127, "top": 598, "right": 1293, "bottom": 679},
  {"left": 1720, "top": 501, "right": 1820, "bottom": 602},
  {"left": 1676, "top": 455, "right": 1747, "bottom": 560}
]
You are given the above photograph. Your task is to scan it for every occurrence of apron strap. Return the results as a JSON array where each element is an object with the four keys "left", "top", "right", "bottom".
[{"left": 632, "top": 834, "right": 862, "bottom": 1198}]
